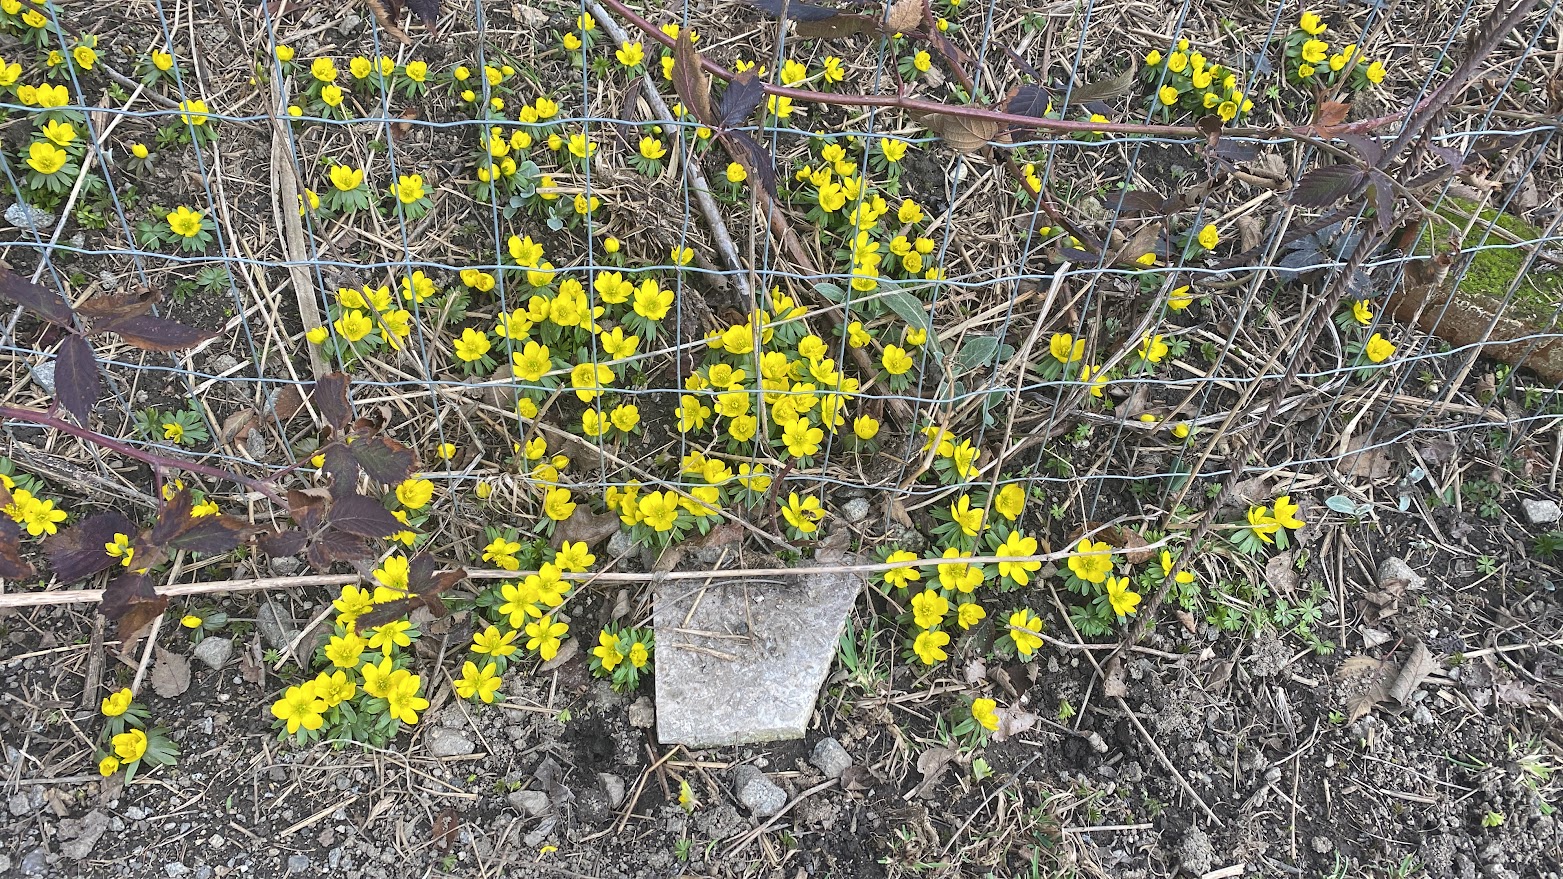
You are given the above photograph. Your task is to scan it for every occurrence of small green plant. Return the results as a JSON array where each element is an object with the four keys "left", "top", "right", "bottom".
[
  {"left": 1481, "top": 810, "right": 1505, "bottom": 828},
  {"left": 134, "top": 403, "right": 210, "bottom": 447}
]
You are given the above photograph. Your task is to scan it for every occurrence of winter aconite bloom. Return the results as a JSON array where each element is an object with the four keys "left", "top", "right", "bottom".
[
  {"left": 781, "top": 492, "right": 824, "bottom": 534},
  {"left": 112, "top": 729, "right": 149, "bottom": 762},
  {"left": 1197, "top": 223, "right": 1220, "bottom": 249},
  {"left": 910, "top": 589, "right": 948, "bottom": 628},
  {"left": 101, "top": 688, "right": 133, "bottom": 717},
  {"left": 525, "top": 616, "right": 569, "bottom": 660},
  {"left": 1272, "top": 495, "right": 1305, "bottom": 529},
  {"left": 971, "top": 698, "right": 999, "bottom": 731},
  {"left": 994, "top": 483, "right": 1025, "bottom": 521},
  {"left": 1006, "top": 609, "right": 1044, "bottom": 658},
  {"left": 912, "top": 629, "right": 950, "bottom": 665},
  {"left": 1105, "top": 576, "right": 1141, "bottom": 617},
  {"left": 26, "top": 141, "right": 66, "bottom": 175},
  {"left": 453, "top": 327, "right": 491, "bottom": 362},
  {"left": 1365, "top": 333, "right": 1396, "bottom": 363},
  {"left": 883, "top": 550, "right": 921, "bottom": 589},
  {"left": 1067, "top": 538, "right": 1113, "bottom": 583},
  {"left": 271, "top": 684, "right": 326, "bottom": 734},
  {"left": 166, "top": 206, "right": 204, "bottom": 239},
  {"left": 472, "top": 625, "right": 519, "bottom": 657},
  {"left": 1050, "top": 333, "right": 1085, "bottom": 364},
  {"left": 996, "top": 531, "right": 1041, "bottom": 585},
  {"left": 455, "top": 661, "right": 502, "bottom": 703}
]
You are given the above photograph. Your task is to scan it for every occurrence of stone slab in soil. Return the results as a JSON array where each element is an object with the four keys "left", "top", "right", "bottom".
[{"left": 654, "top": 561, "right": 862, "bottom": 747}]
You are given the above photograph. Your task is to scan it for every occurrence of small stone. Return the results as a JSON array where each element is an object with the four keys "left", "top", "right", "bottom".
[
  {"left": 1522, "top": 498, "right": 1561, "bottom": 525},
  {"left": 607, "top": 530, "right": 637, "bottom": 559},
  {"left": 192, "top": 637, "right": 233, "bottom": 671},
  {"left": 809, "top": 738, "right": 852, "bottom": 780},
  {"left": 1178, "top": 825, "right": 1215, "bottom": 876},
  {"left": 257, "top": 602, "right": 297, "bottom": 649},
  {"left": 840, "top": 498, "right": 871, "bottom": 524},
  {"left": 208, "top": 354, "right": 241, "bottom": 375},
  {"left": 599, "top": 773, "right": 626, "bottom": 810},
  {"left": 6, "top": 201, "right": 55, "bottom": 231},
  {"left": 731, "top": 766, "right": 787, "bottom": 817},
  {"left": 165, "top": 862, "right": 191, "bottom": 877},
  {"left": 1313, "top": 836, "right": 1334, "bottom": 853},
  {"left": 20, "top": 846, "right": 47, "bottom": 876},
  {"left": 425, "top": 727, "right": 476, "bottom": 758},
  {"left": 1377, "top": 557, "right": 1426, "bottom": 592},
  {"left": 627, "top": 696, "right": 655, "bottom": 729},
  {"left": 28, "top": 362, "right": 55, "bottom": 396},
  {"left": 1360, "top": 628, "right": 1391, "bottom": 650},
  {"left": 7, "top": 791, "right": 29, "bottom": 817},
  {"left": 507, "top": 790, "right": 550, "bottom": 817},
  {"left": 245, "top": 428, "right": 268, "bottom": 460},
  {"left": 286, "top": 854, "right": 310, "bottom": 873},
  {"left": 268, "top": 556, "right": 301, "bottom": 576}
]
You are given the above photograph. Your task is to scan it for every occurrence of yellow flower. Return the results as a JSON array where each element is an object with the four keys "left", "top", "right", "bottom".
[
  {"left": 1197, "top": 223, "right": 1220, "bottom": 249},
  {"left": 1138, "top": 334, "right": 1169, "bottom": 363},
  {"left": 405, "top": 60, "right": 428, "bottom": 82},
  {"left": 333, "top": 309, "right": 371, "bottom": 343},
  {"left": 391, "top": 174, "right": 425, "bottom": 204},
  {"left": 615, "top": 41, "right": 644, "bottom": 68},
  {"left": 453, "top": 327, "right": 492, "bottom": 362},
  {"left": 971, "top": 697, "right": 998, "bottom": 731},
  {"left": 853, "top": 415, "right": 880, "bottom": 441},
  {"left": 912, "top": 629, "right": 950, "bottom": 665},
  {"left": 639, "top": 137, "right": 667, "bottom": 160},
  {"left": 1352, "top": 300, "right": 1373, "bottom": 325},
  {"left": 957, "top": 602, "right": 986, "bottom": 630},
  {"left": 1158, "top": 85, "right": 1179, "bottom": 106},
  {"left": 1301, "top": 39, "right": 1329, "bottom": 66},
  {"left": 41, "top": 120, "right": 74, "bottom": 147},
  {"left": 543, "top": 487, "right": 576, "bottom": 521},
  {"left": 1273, "top": 495, "right": 1305, "bottom": 529},
  {"left": 822, "top": 56, "right": 845, "bottom": 82},
  {"left": 1106, "top": 576, "right": 1141, "bottom": 617},
  {"left": 1365, "top": 61, "right": 1386, "bottom": 84},
  {"left": 330, "top": 165, "right": 363, "bottom": 192},
  {"left": 996, "top": 531, "right": 1041, "bottom": 585},
  {"left": 782, "top": 417, "right": 823, "bottom": 458},
  {"left": 726, "top": 162, "right": 747, "bottom": 183},
  {"left": 130, "top": 143, "right": 150, "bottom": 159},
  {"left": 994, "top": 483, "right": 1025, "bottom": 521},
  {"left": 1049, "top": 333, "right": 1085, "bottom": 364},
  {"left": 275, "top": 45, "right": 295, "bottom": 62},
  {"left": 881, "top": 345, "right": 913, "bottom": 375},
  {"left": 396, "top": 478, "right": 434, "bottom": 509},
  {"left": 525, "top": 616, "right": 569, "bottom": 660},
  {"left": 1068, "top": 538, "right": 1113, "bottom": 583},
  {"left": 311, "top": 56, "right": 339, "bottom": 82},
  {"left": 912, "top": 50, "right": 931, "bottom": 73},
  {"left": 1168, "top": 285, "right": 1194, "bottom": 311},
  {"left": 910, "top": 589, "right": 948, "bottom": 629},
  {"left": 1246, "top": 505, "right": 1281, "bottom": 543},
  {"left": 949, "top": 495, "right": 984, "bottom": 537},
  {"left": 101, "top": 687, "right": 133, "bottom": 717},
  {"left": 150, "top": 50, "right": 172, "bottom": 72},
  {"left": 320, "top": 84, "right": 343, "bottom": 107},
  {"left": 166, "top": 206, "right": 204, "bottom": 238},
  {"left": 1299, "top": 11, "right": 1326, "bottom": 35},
  {"left": 455, "top": 661, "right": 502, "bottom": 703},
  {"left": 111, "top": 728, "right": 149, "bottom": 762},
  {"left": 180, "top": 614, "right": 202, "bottom": 629},
  {"left": 178, "top": 99, "right": 209, "bottom": 125},
  {"left": 98, "top": 756, "right": 120, "bottom": 777},
  {"left": 25, "top": 141, "right": 66, "bottom": 175},
  {"left": 1006, "top": 609, "right": 1044, "bottom": 658},
  {"left": 384, "top": 673, "right": 428, "bottom": 724},
  {"left": 883, "top": 549, "right": 922, "bottom": 589},
  {"left": 570, "top": 362, "right": 613, "bottom": 403},
  {"left": 1365, "top": 333, "right": 1396, "bottom": 363}
]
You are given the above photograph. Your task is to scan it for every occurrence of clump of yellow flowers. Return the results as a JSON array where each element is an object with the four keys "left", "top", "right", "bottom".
[
  {"left": 1142, "top": 37, "right": 1254, "bottom": 123},
  {"left": 1285, "top": 11, "right": 1387, "bottom": 89}
]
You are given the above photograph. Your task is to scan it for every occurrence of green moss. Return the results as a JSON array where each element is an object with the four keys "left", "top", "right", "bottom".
[{"left": 1413, "top": 196, "right": 1563, "bottom": 326}]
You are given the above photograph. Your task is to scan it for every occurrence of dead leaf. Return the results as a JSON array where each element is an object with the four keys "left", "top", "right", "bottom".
[
  {"left": 992, "top": 706, "right": 1038, "bottom": 742},
  {"left": 795, "top": 13, "right": 880, "bottom": 39},
  {"left": 218, "top": 408, "right": 258, "bottom": 445},
  {"left": 963, "top": 657, "right": 987, "bottom": 685},
  {"left": 1386, "top": 641, "right": 1438, "bottom": 705},
  {"left": 149, "top": 647, "right": 191, "bottom": 698},
  {"left": 1103, "top": 525, "right": 1154, "bottom": 565},
  {"left": 1071, "top": 65, "right": 1137, "bottom": 102},
  {"left": 550, "top": 505, "right": 620, "bottom": 549},
  {"left": 1101, "top": 656, "right": 1128, "bottom": 698},
  {"left": 1338, "top": 654, "right": 1396, "bottom": 722},
  {"left": 886, "top": 497, "right": 913, "bottom": 527},
  {"left": 1236, "top": 214, "right": 1264, "bottom": 251},
  {"left": 911, "top": 746, "right": 958, "bottom": 797},
  {"left": 1263, "top": 552, "right": 1300, "bottom": 595},
  {"left": 238, "top": 638, "right": 266, "bottom": 686},
  {"left": 431, "top": 807, "right": 458, "bottom": 851},
  {"left": 1315, "top": 99, "right": 1351, "bottom": 130},
  {"left": 912, "top": 111, "right": 1001, "bottom": 154},
  {"left": 1338, "top": 434, "right": 1393, "bottom": 480},
  {"left": 884, "top": 0, "right": 922, "bottom": 33}
]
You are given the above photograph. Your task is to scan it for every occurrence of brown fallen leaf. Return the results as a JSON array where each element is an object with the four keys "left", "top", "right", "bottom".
[
  {"left": 431, "top": 807, "right": 459, "bottom": 851},
  {"left": 1338, "top": 654, "right": 1396, "bottom": 722},
  {"left": 992, "top": 706, "right": 1038, "bottom": 742},
  {"left": 912, "top": 111, "right": 1002, "bottom": 154},
  {"left": 1101, "top": 656, "right": 1128, "bottom": 698},
  {"left": 550, "top": 505, "right": 620, "bottom": 550},
  {"left": 912, "top": 746, "right": 958, "bottom": 797},
  {"left": 149, "top": 646, "right": 191, "bottom": 698},
  {"left": 883, "top": 0, "right": 922, "bottom": 33}
]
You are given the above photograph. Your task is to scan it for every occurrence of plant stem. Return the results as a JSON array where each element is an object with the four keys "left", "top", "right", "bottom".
[{"left": 0, "top": 404, "right": 284, "bottom": 503}]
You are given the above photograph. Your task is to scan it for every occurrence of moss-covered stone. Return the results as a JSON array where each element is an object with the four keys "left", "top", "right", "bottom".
[{"left": 1413, "top": 196, "right": 1562, "bottom": 327}]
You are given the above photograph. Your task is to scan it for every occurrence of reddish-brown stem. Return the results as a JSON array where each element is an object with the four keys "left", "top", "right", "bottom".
[
  {"left": 597, "top": 0, "right": 1408, "bottom": 140},
  {"left": 0, "top": 405, "right": 285, "bottom": 503}
]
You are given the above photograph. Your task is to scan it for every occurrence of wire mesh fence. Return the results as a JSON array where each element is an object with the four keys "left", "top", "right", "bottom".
[{"left": 1, "top": 0, "right": 1561, "bottom": 581}]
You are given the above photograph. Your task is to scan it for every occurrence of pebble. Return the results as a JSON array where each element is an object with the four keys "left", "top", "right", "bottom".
[
  {"left": 286, "top": 854, "right": 310, "bottom": 873},
  {"left": 165, "top": 863, "right": 190, "bottom": 877},
  {"left": 606, "top": 530, "right": 637, "bottom": 559},
  {"left": 627, "top": 696, "right": 655, "bottom": 729},
  {"left": 6, "top": 201, "right": 55, "bottom": 231},
  {"left": 1522, "top": 498, "right": 1561, "bottom": 525},
  {"left": 507, "top": 790, "right": 550, "bottom": 817},
  {"left": 1377, "top": 557, "right": 1426, "bottom": 591},
  {"left": 192, "top": 636, "right": 234, "bottom": 671},
  {"left": 840, "top": 498, "right": 871, "bottom": 524},
  {"left": 809, "top": 737, "right": 853, "bottom": 780},
  {"left": 28, "top": 362, "right": 55, "bottom": 396},
  {"left": 7, "top": 792, "right": 29, "bottom": 817},
  {"left": 257, "top": 601, "right": 298, "bottom": 649},
  {"left": 598, "top": 773, "right": 626, "bottom": 810},
  {"left": 731, "top": 766, "right": 787, "bottom": 817},
  {"left": 20, "top": 846, "right": 46, "bottom": 875},
  {"left": 268, "top": 556, "right": 302, "bottom": 576},
  {"left": 425, "top": 727, "right": 476, "bottom": 758}
]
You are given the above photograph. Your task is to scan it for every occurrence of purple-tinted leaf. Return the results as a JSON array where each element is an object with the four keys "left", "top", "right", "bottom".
[
  {"left": 405, "top": 0, "right": 439, "bottom": 34},
  {"left": 98, "top": 314, "right": 217, "bottom": 352},
  {"left": 1109, "top": 190, "right": 1167, "bottom": 215},
  {"left": 100, "top": 571, "right": 168, "bottom": 641},
  {"left": 718, "top": 72, "right": 765, "bottom": 130},
  {"left": 287, "top": 489, "right": 329, "bottom": 532},
  {"left": 323, "top": 444, "right": 360, "bottom": 499},
  {"left": 256, "top": 527, "right": 307, "bottom": 558},
  {"left": 308, "top": 529, "right": 370, "bottom": 568},
  {"left": 1291, "top": 165, "right": 1366, "bottom": 208},
  {"left": 1336, "top": 134, "right": 1384, "bottom": 168},
  {"left": 348, "top": 435, "right": 415, "bottom": 486},
  {"left": 0, "top": 517, "right": 33, "bottom": 580},
  {"left": 328, "top": 494, "right": 402, "bottom": 539},
  {"left": 1368, "top": 170, "right": 1396, "bottom": 235},
  {"left": 149, "top": 491, "right": 253, "bottom": 555},
  {"left": 1003, "top": 84, "right": 1050, "bottom": 119},
  {"left": 42, "top": 511, "right": 136, "bottom": 582},
  {"left": 311, "top": 373, "right": 353, "bottom": 431},
  {"left": 724, "top": 130, "right": 778, "bottom": 202},
  {"left": 670, "top": 32, "right": 715, "bottom": 128},
  {"left": 747, "top": 0, "right": 840, "bottom": 22},
  {"left": 54, "top": 334, "right": 100, "bottom": 426},
  {"left": 0, "top": 266, "right": 73, "bottom": 327},
  {"left": 76, "top": 288, "right": 160, "bottom": 321}
]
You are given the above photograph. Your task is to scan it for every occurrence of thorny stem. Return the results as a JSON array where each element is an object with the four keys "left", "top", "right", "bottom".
[
  {"left": 596, "top": 0, "right": 1409, "bottom": 141},
  {"left": 0, "top": 404, "right": 285, "bottom": 504}
]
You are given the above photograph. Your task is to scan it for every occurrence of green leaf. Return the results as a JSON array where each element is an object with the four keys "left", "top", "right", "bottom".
[
  {"left": 882, "top": 288, "right": 932, "bottom": 335},
  {"left": 813, "top": 281, "right": 846, "bottom": 303}
]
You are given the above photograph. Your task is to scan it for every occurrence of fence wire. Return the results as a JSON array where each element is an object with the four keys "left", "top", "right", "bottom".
[{"left": 1, "top": 0, "right": 1561, "bottom": 547}]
